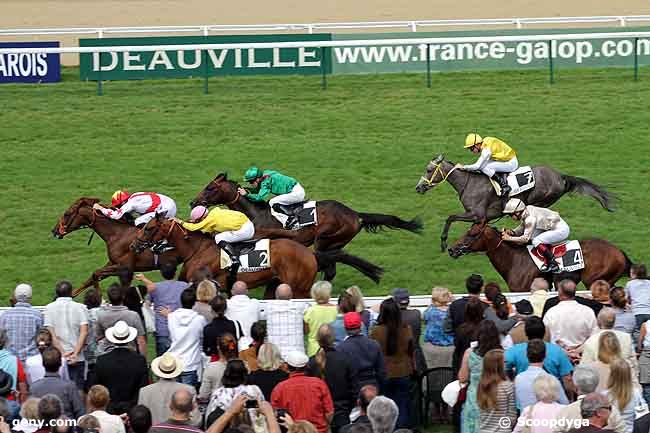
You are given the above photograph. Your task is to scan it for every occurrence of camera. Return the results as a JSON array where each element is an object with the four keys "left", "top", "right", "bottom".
[{"left": 245, "top": 399, "right": 259, "bottom": 409}]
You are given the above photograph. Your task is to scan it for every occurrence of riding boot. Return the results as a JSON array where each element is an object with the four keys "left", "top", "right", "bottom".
[
  {"left": 492, "top": 174, "right": 511, "bottom": 196},
  {"left": 217, "top": 241, "right": 240, "bottom": 289},
  {"left": 537, "top": 244, "right": 560, "bottom": 273},
  {"left": 284, "top": 215, "right": 298, "bottom": 230}
]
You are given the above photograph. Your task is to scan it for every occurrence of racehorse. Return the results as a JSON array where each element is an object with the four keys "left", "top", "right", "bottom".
[
  {"left": 190, "top": 173, "right": 423, "bottom": 280},
  {"left": 415, "top": 155, "right": 615, "bottom": 251},
  {"left": 448, "top": 223, "right": 631, "bottom": 292},
  {"left": 130, "top": 214, "right": 384, "bottom": 299},
  {"left": 52, "top": 197, "right": 179, "bottom": 297}
]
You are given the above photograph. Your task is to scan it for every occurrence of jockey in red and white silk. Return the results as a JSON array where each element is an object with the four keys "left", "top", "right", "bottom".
[{"left": 96, "top": 190, "right": 177, "bottom": 226}]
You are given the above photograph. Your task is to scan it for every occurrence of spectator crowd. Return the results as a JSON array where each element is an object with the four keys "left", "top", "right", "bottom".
[{"left": 0, "top": 263, "right": 649, "bottom": 433}]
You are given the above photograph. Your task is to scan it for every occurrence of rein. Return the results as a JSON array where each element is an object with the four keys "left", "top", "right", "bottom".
[
  {"left": 58, "top": 207, "right": 98, "bottom": 236},
  {"left": 456, "top": 225, "right": 504, "bottom": 255},
  {"left": 226, "top": 190, "right": 241, "bottom": 206},
  {"left": 420, "top": 162, "right": 458, "bottom": 188}
]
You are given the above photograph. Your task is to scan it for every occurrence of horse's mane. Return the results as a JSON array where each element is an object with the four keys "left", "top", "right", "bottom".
[{"left": 216, "top": 173, "right": 273, "bottom": 212}]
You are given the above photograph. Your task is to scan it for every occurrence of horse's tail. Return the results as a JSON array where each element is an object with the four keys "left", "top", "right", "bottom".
[
  {"left": 622, "top": 250, "right": 635, "bottom": 276},
  {"left": 358, "top": 213, "right": 423, "bottom": 234},
  {"left": 315, "top": 250, "right": 384, "bottom": 283},
  {"left": 562, "top": 175, "right": 616, "bottom": 212}
]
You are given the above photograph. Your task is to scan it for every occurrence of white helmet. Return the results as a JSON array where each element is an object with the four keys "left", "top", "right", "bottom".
[{"left": 503, "top": 198, "right": 526, "bottom": 214}]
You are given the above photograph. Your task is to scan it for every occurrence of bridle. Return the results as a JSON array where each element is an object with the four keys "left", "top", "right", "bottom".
[
  {"left": 420, "top": 161, "right": 458, "bottom": 188},
  {"left": 57, "top": 205, "right": 98, "bottom": 236},
  {"left": 132, "top": 219, "right": 193, "bottom": 257},
  {"left": 453, "top": 224, "right": 503, "bottom": 256}
]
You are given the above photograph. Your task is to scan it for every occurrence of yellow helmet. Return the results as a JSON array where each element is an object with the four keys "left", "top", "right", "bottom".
[{"left": 464, "top": 133, "right": 483, "bottom": 148}]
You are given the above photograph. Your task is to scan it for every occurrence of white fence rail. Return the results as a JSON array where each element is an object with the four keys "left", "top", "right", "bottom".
[{"left": 2, "top": 15, "right": 650, "bottom": 38}]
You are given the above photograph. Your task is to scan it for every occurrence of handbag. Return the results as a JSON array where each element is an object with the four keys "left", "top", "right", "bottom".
[{"left": 135, "top": 286, "right": 156, "bottom": 333}]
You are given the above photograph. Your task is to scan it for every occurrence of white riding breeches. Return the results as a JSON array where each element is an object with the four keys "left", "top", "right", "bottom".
[
  {"left": 135, "top": 202, "right": 178, "bottom": 226},
  {"left": 481, "top": 157, "right": 519, "bottom": 177},
  {"left": 531, "top": 219, "right": 570, "bottom": 247},
  {"left": 214, "top": 220, "right": 256, "bottom": 244},
  {"left": 269, "top": 183, "right": 306, "bottom": 226}
]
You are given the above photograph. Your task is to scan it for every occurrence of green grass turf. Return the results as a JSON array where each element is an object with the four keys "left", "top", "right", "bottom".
[{"left": 1, "top": 66, "right": 648, "bottom": 305}]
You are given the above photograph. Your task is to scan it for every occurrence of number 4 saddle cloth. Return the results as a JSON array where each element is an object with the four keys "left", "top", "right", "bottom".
[
  {"left": 220, "top": 239, "right": 272, "bottom": 273},
  {"left": 490, "top": 166, "right": 536, "bottom": 197},
  {"left": 527, "top": 240, "right": 585, "bottom": 273}
]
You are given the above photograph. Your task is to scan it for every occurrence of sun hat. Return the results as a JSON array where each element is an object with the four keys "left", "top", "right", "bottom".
[
  {"left": 285, "top": 351, "right": 309, "bottom": 368},
  {"left": 105, "top": 320, "right": 137, "bottom": 345},
  {"left": 151, "top": 353, "right": 184, "bottom": 379},
  {"left": 14, "top": 283, "right": 32, "bottom": 301}
]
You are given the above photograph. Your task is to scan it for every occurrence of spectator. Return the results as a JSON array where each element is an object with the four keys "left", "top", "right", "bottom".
[
  {"left": 264, "top": 284, "right": 306, "bottom": 359},
  {"left": 203, "top": 294, "right": 241, "bottom": 358},
  {"left": 13, "top": 397, "right": 40, "bottom": 433},
  {"left": 609, "top": 287, "right": 635, "bottom": 335},
  {"left": 30, "top": 347, "right": 84, "bottom": 419},
  {"left": 638, "top": 318, "right": 650, "bottom": 404},
  {"left": 392, "top": 288, "right": 425, "bottom": 374},
  {"left": 128, "top": 405, "right": 153, "bottom": 433},
  {"left": 339, "top": 385, "right": 377, "bottom": 433},
  {"left": 304, "top": 281, "right": 337, "bottom": 357},
  {"left": 193, "top": 280, "right": 217, "bottom": 323},
  {"left": 422, "top": 286, "right": 454, "bottom": 379},
  {"left": 590, "top": 280, "right": 612, "bottom": 307},
  {"left": 338, "top": 312, "right": 386, "bottom": 390},
  {"left": 139, "top": 353, "right": 201, "bottom": 426},
  {"left": 271, "top": 351, "right": 334, "bottom": 433},
  {"left": 569, "top": 393, "right": 615, "bottom": 433},
  {"left": 207, "top": 394, "right": 281, "bottom": 433},
  {"left": 625, "top": 264, "right": 650, "bottom": 339},
  {"left": 227, "top": 281, "right": 261, "bottom": 348},
  {"left": 84, "top": 288, "right": 102, "bottom": 385},
  {"left": 477, "top": 349, "right": 516, "bottom": 433},
  {"left": 580, "top": 308, "right": 638, "bottom": 385},
  {"left": 37, "top": 394, "right": 64, "bottom": 433},
  {"left": 583, "top": 331, "right": 623, "bottom": 393},
  {"left": 366, "top": 396, "right": 398, "bottom": 433},
  {"left": 444, "top": 274, "right": 486, "bottom": 335},
  {"left": 307, "top": 324, "right": 357, "bottom": 433},
  {"left": 529, "top": 278, "right": 549, "bottom": 318},
  {"left": 505, "top": 316, "right": 573, "bottom": 391},
  {"left": 607, "top": 358, "right": 646, "bottom": 433},
  {"left": 513, "top": 374, "right": 567, "bottom": 433},
  {"left": 0, "top": 328, "right": 28, "bottom": 404},
  {"left": 25, "top": 328, "right": 69, "bottom": 385},
  {"left": 0, "top": 283, "right": 43, "bottom": 362},
  {"left": 239, "top": 322, "right": 266, "bottom": 372},
  {"left": 513, "top": 339, "right": 568, "bottom": 410},
  {"left": 248, "top": 342, "right": 289, "bottom": 401},
  {"left": 43, "top": 280, "right": 89, "bottom": 390},
  {"left": 207, "top": 359, "right": 264, "bottom": 417},
  {"left": 85, "top": 385, "right": 127, "bottom": 433},
  {"left": 330, "top": 293, "right": 368, "bottom": 346},
  {"left": 93, "top": 321, "right": 148, "bottom": 414},
  {"left": 136, "top": 263, "right": 189, "bottom": 356},
  {"left": 483, "top": 288, "right": 516, "bottom": 335},
  {"left": 458, "top": 320, "right": 502, "bottom": 433},
  {"left": 543, "top": 279, "right": 598, "bottom": 354},
  {"left": 0, "top": 371, "right": 19, "bottom": 422},
  {"left": 345, "top": 286, "right": 371, "bottom": 329},
  {"left": 169, "top": 289, "right": 207, "bottom": 387},
  {"left": 452, "top": 297, "right": 484, "bottom": 375},
  {"left": 149, "top": 390, "right": 203, "bottom": 433},
  {"left": 199, "top": 333, "right": 239, "bottom": 401},
  {"left": 504, "top": 300, "right": 550, "bottom": 348},
  {"left": 96, "top": 283, "right": 147, "bottom": 358},
  {"left": 78, "top": 415, "right": 102, "bottom": 432},
  {"left": 541, "top": 279, "right": 603, "bottom": 319},
  {"left": 118, "top": 267, "right": 149, "bottom": 328},
  {"left": 553, "top": 365, "right": 626, "bottom": 433},
  {"left": 370, "top": 298, "right": 414, "bottom": 429}
]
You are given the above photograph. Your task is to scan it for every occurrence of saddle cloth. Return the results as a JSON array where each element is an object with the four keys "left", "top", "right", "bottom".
[
  {"left": 220, "top": 239, "right": 271, "bottom": 273},
  {"left": 527, "top": 240, "right": 585, "bottom": 273},
  {"left": 490, "top": 166, "right": 536, "bottom": 197},
  {"left": 275, "top": 201, "right": 318, "bottom": 229}
]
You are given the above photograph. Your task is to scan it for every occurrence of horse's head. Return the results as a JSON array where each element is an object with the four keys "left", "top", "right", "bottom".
[
  {"left": 52, "top": 197, "right": 101, "bottom": 239},
  {"left": 415, "top": 154, "right": 446, "bottom": 194},
  {"left": 448, "top": 223, "right": 499, "bottom": 258},
  {"left": 130, "top": 212, "right": 173, "bottom": 253},
  {"left": 190, "top": 172, "right": 239, "bottom": 208}
]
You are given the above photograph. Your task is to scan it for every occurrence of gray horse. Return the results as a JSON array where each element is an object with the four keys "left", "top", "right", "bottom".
[{"left": 415, "top": 154, "right": 615, "bottom": 251}]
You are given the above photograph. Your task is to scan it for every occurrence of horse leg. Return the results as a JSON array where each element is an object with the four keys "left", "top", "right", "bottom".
[
  {"left": 73, "top": 262, "right": 122, "bottom": 297},
  {"left": 441, "top": 212, "right": 483, "bottom": 252},
  {"left": 264, "top": 278, "right": 281, "bottom": 299}
]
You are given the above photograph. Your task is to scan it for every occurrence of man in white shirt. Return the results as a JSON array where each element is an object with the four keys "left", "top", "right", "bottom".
[
  {"left": 262, "top": 284, "right": 306, "bottom": 360},
  {"left": 84, "top": 385, "right": 126, "bottom": 433},
  {"left": 226, "top": 281, "right": 260, "bottom": 349},
  {"left": 168, "top": 289, "right": 207, "bottom": 388},
  {"left": 544, "top": 279, "right": 598, "bottom": 352}
]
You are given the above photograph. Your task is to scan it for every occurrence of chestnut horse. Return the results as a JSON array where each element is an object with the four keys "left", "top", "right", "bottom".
[
  {"left": 130, "top": 214, "right": 384, "bottom": 298},
  {"left": 52, "top": 197, "right": 179, "bottom": 297},
  {"left": 190, "top": 173, "right": 423, "bottom": 280},
  {"left": 448, "top": 224, "right": 631, "bottom": 292}
]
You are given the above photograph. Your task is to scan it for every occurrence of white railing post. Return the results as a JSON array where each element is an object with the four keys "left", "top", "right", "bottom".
[
  {"left": 307, "top": 24, "right": 314, "bottom": 34},
  {"left": 98, "top": 28, "right": 103, "bottom": 38},
  {"left": 515, "top": 19, "right": 522, "bottom": 29},
  {"left": 411, "top": 21, "right": 417, "bottom": 32},
  {"left": 203, "top": 26, "right": 209, "bottom": 36},
  {"left": 620, "top": 17, "right": 626, "bottom": 27}
]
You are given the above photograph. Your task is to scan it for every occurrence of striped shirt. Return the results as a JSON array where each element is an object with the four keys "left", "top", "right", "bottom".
[
  {"left": 0, "top": 303, "right": 43, "bottom": 361},
  {"left": 479, "top": 380, "right": 517, "bottom": 433}
]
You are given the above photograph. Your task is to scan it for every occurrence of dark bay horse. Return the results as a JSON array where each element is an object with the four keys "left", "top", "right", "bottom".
[
  {"left": 190, "top": 173, "right": 423, "bottom": 279},
  {"left": 415, "top": 154, "right": 615, "bottom": 251},
  {"left": 448, "top": 224, "right": 631, "bottom": 292},
  {"left": 52, "top": 197, "right": 179, "bottom": 297},
  {"left": 130, "top": 214, "right": 384, "bottom": 298}
]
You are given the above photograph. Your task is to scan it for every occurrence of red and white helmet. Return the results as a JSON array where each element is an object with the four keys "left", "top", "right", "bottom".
[
  {"left": 190, "top": 206, "right": 209, "bottom": 222},
  {"left": 111, "top": 190, "right": 131, "bottom": 207}
]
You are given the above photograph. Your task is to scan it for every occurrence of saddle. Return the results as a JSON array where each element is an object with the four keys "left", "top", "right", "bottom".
[
  {"left": 229, "top": 239, "right": 260, "bottom": 257},
  {"left": 490, "top": 166, "right": 536, "bottom": 197},
  {"left": 272, "top": 202, "right": 305, "bottom": 216}
]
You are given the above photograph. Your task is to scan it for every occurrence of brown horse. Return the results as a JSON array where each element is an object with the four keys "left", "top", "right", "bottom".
[
  {"left": 448, "top": 224, "right": 631, "bottom": 292},
  {"left": 130, "top": 214, "right": 384, "bottom": 298},
  {"left": 52, "top": 197, "right": 179, "bottom": 297},
  {"left": 190, "top": 173, "right": 423, "bottom": 280}
]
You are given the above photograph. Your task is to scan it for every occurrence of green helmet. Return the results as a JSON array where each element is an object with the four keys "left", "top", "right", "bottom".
[{"left": 244, "top": 166, "right": 262, "bottom": 182}]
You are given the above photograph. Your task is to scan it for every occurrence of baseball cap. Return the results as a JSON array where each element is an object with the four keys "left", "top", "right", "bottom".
[
  {"left": 344, "top": 312, "right": 362, "bottom": 329},
  {"left": 285, "top": 351, "right": 309, "bottom": 368},
  {"left": 392, "top": 288, "right": 410, "bottom": 305},
  {"left": 14, "top": 283, "right": 32, "bottom": 300}
]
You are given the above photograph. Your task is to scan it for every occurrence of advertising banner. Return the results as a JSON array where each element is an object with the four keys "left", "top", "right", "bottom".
[{"left": 0, "top": 42, "right": 61, "bottom": 83}]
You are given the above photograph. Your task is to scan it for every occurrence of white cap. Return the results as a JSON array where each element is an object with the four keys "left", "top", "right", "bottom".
[
  {"left": 14, "top": 284, "right": 32, "bottom": 300},
  {"left": 285, "top": 351, "right": 309, "bottom": 368}
]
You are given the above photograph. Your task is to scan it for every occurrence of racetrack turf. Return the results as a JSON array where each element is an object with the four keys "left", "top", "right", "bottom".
[{"left": 1, "top": 67, "right": 648, "bottom": 305}]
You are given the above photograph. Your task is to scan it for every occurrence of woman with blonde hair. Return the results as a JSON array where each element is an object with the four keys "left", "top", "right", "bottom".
[
  {"left": 607, "top": 358, "right": 646, "bottom": 432},
  {"left": 248, "top": 342, "right": 289, "bottom": 400},
  {"left": 590, "top": 280, "right": 612, "bottom": 307},
  {"left": 346, "top": 286, "right": 371, "bottom": 328},
  {"left": 477, "top": 349, "right": 516, "bottom": 433},
  {"left": 193, "top": 280, "right": 217, "bottom": 322},
  {"left": 513, "top": 374, "right": 566, "bottom": 433},
  {"left": 303, "top": 281, "right": 337, "bottom": 356},
  {"left": 583, "top": 331, "right": 622, "bottom": 392}
]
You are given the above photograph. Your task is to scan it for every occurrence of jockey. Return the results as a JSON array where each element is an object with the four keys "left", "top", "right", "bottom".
[
  {"left": 458, "top": 133, "right": 519, "bottom": 195},
  {"left": 175, "top": 205, "right": 255, "bottom": 268},
  {"left": 239, "top": 166, "right": 306, "bottom": 229},
  {"left": 93, "top": 190, "right": 177, "bottom": 227},
  {"left": 501, "top": 198, "right": 570, "bottom": 273}
]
